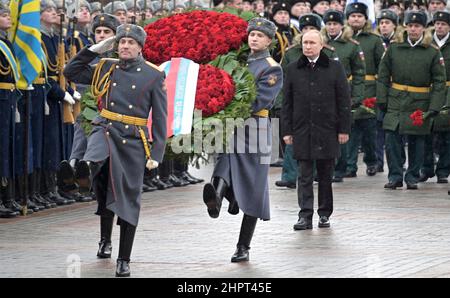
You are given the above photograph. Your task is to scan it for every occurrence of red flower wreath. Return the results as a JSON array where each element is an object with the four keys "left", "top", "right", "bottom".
[
  {"left": 195, "top": 64, "right": 235, "bottom": 117},
  {"left": 362, "top": 97, "right": 377, "bottom": 109},
  {"left": 143, "top": 10, "right": 248, "bottom": 64}
]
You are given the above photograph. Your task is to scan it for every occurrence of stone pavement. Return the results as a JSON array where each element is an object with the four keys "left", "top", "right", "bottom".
[{"left": 1, "top": 162, "right": 450, "bottom": 278}]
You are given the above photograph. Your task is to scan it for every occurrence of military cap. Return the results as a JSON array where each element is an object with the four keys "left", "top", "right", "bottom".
[
  {"left": 152, "top": 0, "right": 171, "bottom": 12},
  {"left": 247, "top": 17, "right": 277, "bottom": 38},
  {"left": 377, "top": 9, "right": 399, "bottom": 25},
  {"left": 433, "top": 10, "right": 450, "bottom": 25},
  {"left": 0, "top": 2, "right": 10, "bottom": 14},
  {"left": 125, "top": 0, "right": 141, "bottom": 11},
  {"left": 90, "top": 2, "right": 103, "bottom": 13},
  {"left": 299, "top": 13, "right": 323, "bottom": 30},
  {"left": 309, "top": 0, "right": 331, "bottom": 9},
  {"left": 411, "top": 0, "right": 428, "bottom": 7},
  {"left": 404, "top": 10, "right": 427, "bottom": 26},
  {"left": 104, "top": 1, "right": 128, "bottom": 14},
  {"left": 92, "top": 13, "right": 121, "bottom": 33},
  {"left": 79, "top": 0, "right": 91, "bottom": 12},
  {"left": 323, "top": 10, "right": 344, "bottom": 25},
  {"left": 53, "top": 0, "right": 66, "bottom": 10},
  {"left": 272, "top": 1, "right": 291, "bottom": 15},
  {"left": 290, "top": 0, "right": 310, "bottom": 4},
  {"left": 345, "top": 2, "right": 368, "bottom": 19},
  {"left": 429, "top": 0, "right": 446, "bottom": 5},
  {"left": 41, "top": 0, "right": 57, "bottom": 12},
  {"left": 116, "top": 23, "right": 147, "bottom": 47}
]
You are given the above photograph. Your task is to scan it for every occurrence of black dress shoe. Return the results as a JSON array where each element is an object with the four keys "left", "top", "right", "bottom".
[
  {"left": 270, "top": 159, "right": 283, "bottom": 167},
  {"left": 318, "top": 216, "right": 330, "bottom": 228},
  {"left": 30, "top": 194, "right": 52, "bottom": 209},
  {"left": 406, "top": 182, "right": 418, "bottom": 190},
  {"left": 275, "top": 180, "right": 296, "bottom": 188},
  {"left": 0, "top": 203, "right": 18, "bottom": 218},
  {"left": 97, "top": 240, "right": 112, "bottom": 259},
  {"left": 175, "top": 172, "right": 197, "bottom": 184},
  {"left": 203, "top": 183, "right": 221, "bottom": 218},
  {"left": 384, "top": 181, "right": 403, "bottom": 189},
  {"left": 142, "top": 183, "right": 156, "bottom": 192},
  {"left": 184, "top": 171, "right": 204, "bottom": 183},
  {"left": 150, "top": 177, "right": 170, "bottom": 190},
  {"left": 332, "top": 177, "right": 343, "bottom": 183},
  {"left": 344, "top": 171, "right": 357, "bottom": 178},
  {"left": 115, "top": 259, "right": 130, "bottom": 277},
  {"left": 293, "top": 218, "right": 312, "bottom": 230},
  {"left": 418, "top": 173, "right": 434, "bottom": 182},
  {"left": 366, "top": 166, "right": 377, "bottom": 176},
  {"left": 228, "top": 199, "right": 239, "bottom": 215},
  {"left": 437, "top": 177, "right": 448, "bottom": 184},
  {"left": 231, "top": 245, "right": 249, "bottom": 263}
]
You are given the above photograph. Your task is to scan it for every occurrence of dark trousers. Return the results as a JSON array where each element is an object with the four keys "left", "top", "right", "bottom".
[
  {"left": 347, "top": 118, "right": 378, "bottom": 172},
  {"left": 385, "top": 130, "right": 425, "bottom": 183},
  {"left": 422, "top": 132, "right": 450, "bottom": 178},
  {"left": 376, "top": 120, "right": 385, "bottom": 168},
  {"left": 281, "top": 144, "right": 298, "bottom": 183},
  {"left": 297, "top": 159, "right": 334, "bottom": 220},
  {"left": 334, "top": 143, "right": 348, "bottom": 178}
]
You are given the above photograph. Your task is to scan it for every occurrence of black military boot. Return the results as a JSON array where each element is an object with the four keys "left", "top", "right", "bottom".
[
  {"left": 75, "top": 160, "right": 92, "bottom": 196},
  {"left": 97, "top": 216, "right": 114, "bottom": 258},
  {"left": 203, "top": 177, "right": 228, "bottom": 218},
  {"left": 173, "top": 160, "right": 203, "bottom": 184},
  {"left": 116, "top": 220, "right": 137, "bottom": 277},
  {"left": 231, "top": 214, "right": 257, "bottom": 263},
  {"left": 2, "top": 178, "right": 26, "bottom": 215},
  {"left": 0, "top": 184, "right": 18, "bottom": 218},
  {"left": 142, "top": 168, "right": 157, "bottom": 192},
  {"left": 47, "top": 171, "right": 74, "bottom": 205},
  {"left": 16, "top": 175, "right": 42, "bottom": 213},
  {"left": 29, "top": 172, "right": 52, "bottom": 209}
]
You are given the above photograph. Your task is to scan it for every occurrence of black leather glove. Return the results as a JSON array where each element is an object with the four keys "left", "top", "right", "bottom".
[
  {"left": 351, "top": 102, "right": 361, "bottom": 109},
  {"left": 377, "top": 103, "right": 387, "bottom": 113}
]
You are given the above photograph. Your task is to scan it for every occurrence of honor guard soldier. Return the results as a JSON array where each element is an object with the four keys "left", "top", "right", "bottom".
[
  {"left": 419, "top": 11, "right": 450, "bottom": 183},
  {"left": 377, "top": 10, "right": 446, "bottom": 190},
  {"left": 58, "top": 13, "right": 121, "bottom": 200},
  {"left": 64, "top": 24, "right": 167, "bottom": 277},
  {"left": 90, "top": 2, "right": 103, "bottom": 19},
  {"left": 0, "top": 3, "right": 20, "bottom": 218},
  {"left": 67, "top": 0, "right": 93, "bottom": 53},
  {"left": 310, "top": 0, "right": 330, "bottom": 17},
  {"left": 322, "top": 10, "right": 366, "bottom": 183},
  {"left": 203, "top": 18, "right": 283, "bottom": 263},
  {"left": 375, "top": 9, "right": 402, "bottom": 173},
  {"left": 345, "top": 2, "right": 385, "bottom": 178},
  {"left": 271, "top": 1, "right": 299, "bottom": 63}
]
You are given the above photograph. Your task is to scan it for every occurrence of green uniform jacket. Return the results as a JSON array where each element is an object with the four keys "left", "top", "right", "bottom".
[
  {"left": 324, "top": 31, "right": 366, "bottom": 119},
  {"left": 377, "top": 32, "right": 447, "bottom": 135},
  {"left": 432, "top": 34, "right": 450, "bottom": 132},
  {"left": 353, "top": 25, "right": 385, "bottom": 119}
]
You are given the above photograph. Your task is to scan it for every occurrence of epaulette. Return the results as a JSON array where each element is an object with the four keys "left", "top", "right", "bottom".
[
  {"left": 265, "top": 57, "right": 279, "bottom": 67},
  {"left": 74, "top": 30, "right": 79, "bottom": 38},
  {"left": 145, "top": 61, "right": 163, "bottom": 72},
  {"left": 323, "top": 44, "right": 335, "bottom": 51},
  {"left": 349, "top": 38, "right": 360, "bottom": 45}
]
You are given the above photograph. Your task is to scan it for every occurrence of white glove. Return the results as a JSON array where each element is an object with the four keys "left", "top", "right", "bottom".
[
  {"left": 146, "top": 159, "right": 159, "bottom": 170},
  {"left": 73, "top": 90, "right": 82, "bottom": 101},
  {"left": 63, "top": 92, "right": 75, "bottom": 105},
  {"left": 88, "top": 36, "right": 116, "bottom": 54}
]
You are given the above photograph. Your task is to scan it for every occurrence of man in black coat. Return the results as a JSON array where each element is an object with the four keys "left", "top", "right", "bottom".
[{"left": 281, "top": 30, "right": 351, "bottom": 230}]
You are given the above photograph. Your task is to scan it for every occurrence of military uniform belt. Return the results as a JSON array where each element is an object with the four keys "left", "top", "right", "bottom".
[
  {"left": 253, "top": 109, "right": 269, "bottom": 118},
  {"left": 100, "top": 108, "right": 152, "bottom": 161},
  {"left": 0, "top": 82, "right": 16, "bottom": 91},
  {"left": 391, "top": 83, "right": 430, "bottom": 93},
  {"left": 365, "top": 75, "right": 377, "bottom": 81},
  {"left": 100, "top": 109, "right": 148, "bottom": 126}
]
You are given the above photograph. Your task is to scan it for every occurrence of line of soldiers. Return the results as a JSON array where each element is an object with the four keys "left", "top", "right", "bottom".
[
  {"left": 0, "top": 0, "right": 208, "bottom": 219},
  {"left": 269, "top": 0, "right": 450, "bottom": 193}
]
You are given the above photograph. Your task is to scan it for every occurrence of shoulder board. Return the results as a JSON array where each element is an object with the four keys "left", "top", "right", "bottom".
[
  {"left": 265, "top": 57, "right": 279, "bottom": 67},
  {"left": 349, "top": 38, "right": 360, "bottom": 45},
  {"left": 74, "top": 30, "right": 79, "bottom": 38},
  {"left": 145, "top": 61, "right": 163, "bottom": 72},
  {"left": 323, "top": 44, "right": 335, "bottom": 51}
]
